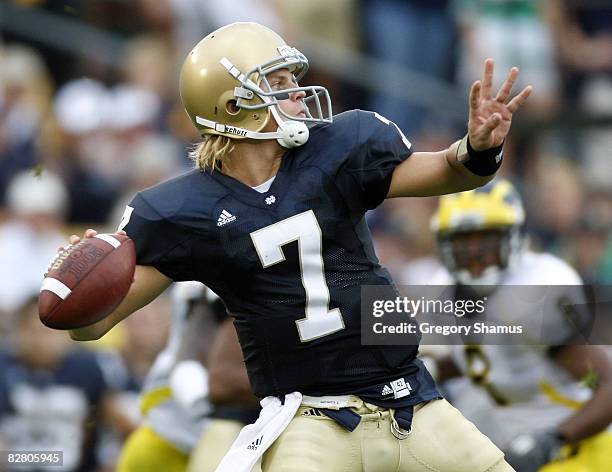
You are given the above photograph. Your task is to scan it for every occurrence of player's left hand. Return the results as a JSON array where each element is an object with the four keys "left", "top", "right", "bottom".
[
  {"left": 504, "top": 430, "right": 565, "bottom": 472},
  {"left": 468, "top": 58, "right": 532, "bottom": 151}
]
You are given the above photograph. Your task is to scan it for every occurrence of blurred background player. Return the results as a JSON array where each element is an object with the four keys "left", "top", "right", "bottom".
[
  {"left": 0, "top": 296, "right": 133, "bottom": 472},
  {"left": 423, "top": 179, "right": 612, "bottom": 472},
  {"left": 116, "top": 282, "right": 215, "bottom": 472},
  {"left": 118, "top": 281, "right": 261, "bottom": 472},
  {"left": 0, "top": 170, "right": 68, "bottom": 313},
  {"left": 186, "top": 308, "right": 261, "bottom": 472}
]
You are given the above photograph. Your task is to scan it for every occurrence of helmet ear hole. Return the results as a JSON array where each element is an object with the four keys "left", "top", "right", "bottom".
[{"left": 226, "top": 100, "right": 240, "bottom": 115}]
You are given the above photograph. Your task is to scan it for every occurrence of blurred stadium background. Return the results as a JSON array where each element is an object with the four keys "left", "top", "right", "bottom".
[{"left": 0, "top": 0, "right": 611, "bottom": 470}]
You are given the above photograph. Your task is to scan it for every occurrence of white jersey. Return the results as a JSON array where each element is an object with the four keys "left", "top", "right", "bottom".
[
  {"left": 141, "top": 282, "right": 211, "bottom": 453},
  {"left": 429, "top": 251, "right": 591, "bottom": 448}
]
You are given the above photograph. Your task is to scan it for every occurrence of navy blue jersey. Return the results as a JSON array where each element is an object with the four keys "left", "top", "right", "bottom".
[{"left": 123, "top": 110, "right": 428, "bottom": 398}]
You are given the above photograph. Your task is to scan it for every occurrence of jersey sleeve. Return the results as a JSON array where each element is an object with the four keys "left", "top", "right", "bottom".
[
  {"left": 119, "top": 192, "right": 194, "bottom": 281},
  {"left": 336, "top": 110, "right": 412, "bottom": 213}
]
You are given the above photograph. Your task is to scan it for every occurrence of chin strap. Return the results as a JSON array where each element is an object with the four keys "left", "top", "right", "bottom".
[
  {"left": 195, "top": 111, "right": 309, "bottom": 149},
  {"left": 269, "top": 105, "right": 309, "bottom": 148},
  {"left": 276, "top": 120, "right": 309, "bottom": 148}
]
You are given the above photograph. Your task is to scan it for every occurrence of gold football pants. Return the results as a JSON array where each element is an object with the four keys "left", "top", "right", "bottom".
[
  {"left": 263, "top": 398, "right": 514, "bottom": 472},
  {"left": 187, "top": 418, "right": 263, "bottom": 472}
]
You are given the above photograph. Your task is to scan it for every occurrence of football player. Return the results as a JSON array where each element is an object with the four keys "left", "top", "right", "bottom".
[
  {"left": 427, "top": 179, "right": 612, "bottom": 472},
  {"left": 187, "top": 315, "right": 261, "bottom": 472},
  {"left": 117, "top": 280, "right": 262, "bottom": 472},
  {"left": 59, "top": 22, "right": 532, "bottom": 471},
  {"left": 116, "top": 282, "right": 214, "bottom": 472},
  {"left": 1, "top": 297, "right": 126, "bottom": 472}
]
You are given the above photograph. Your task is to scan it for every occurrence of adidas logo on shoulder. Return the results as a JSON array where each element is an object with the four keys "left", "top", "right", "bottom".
[
  {"left": 217, "top": 210, "right": 237, "bottom": 227},
  {"left": 381, "top": 384, "right": 393, "bottom": 396},
  {"left": 247, "top": 435, "right": 264, "bottom": 451}
]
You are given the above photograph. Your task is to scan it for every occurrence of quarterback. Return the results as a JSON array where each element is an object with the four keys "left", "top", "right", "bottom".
[
  {"left": 62, "top": 22, "right": 532, "bottom": 471},
  {"left": 427, "top": 180, "right": 612, "bottom": 472}
]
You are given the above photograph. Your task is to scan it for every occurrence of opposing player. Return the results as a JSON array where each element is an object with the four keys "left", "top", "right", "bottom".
[
  {"left": 187, "top": 314, "right": 261, "bottom": 472},
  {"left": 61, "top": 22, "right": 532, "bottom": 471},
  {"left": 427, "top": 180, "right": 612, "bottom": 472},
  {"left": 117, "top": 280, "right": 261, "bottom": 472},
  {"left": 116, "top": 282, "right": 214, "bottom": 472}
]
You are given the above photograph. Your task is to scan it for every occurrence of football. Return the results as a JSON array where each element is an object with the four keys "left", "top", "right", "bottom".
[{"left": 39, "top": 233, "right": 136, "bottom": 330}]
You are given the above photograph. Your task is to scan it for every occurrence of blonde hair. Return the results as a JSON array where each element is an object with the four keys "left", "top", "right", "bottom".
[{"left": 190, "top": 135, "right": 235, "bottom": 172}]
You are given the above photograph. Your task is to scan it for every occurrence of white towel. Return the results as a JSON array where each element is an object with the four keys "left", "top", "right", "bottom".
[{"left": 214, "top": 392, "right": 303, "bottom": 472}]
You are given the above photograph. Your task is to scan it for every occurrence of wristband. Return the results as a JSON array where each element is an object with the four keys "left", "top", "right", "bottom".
[{"left": 459, "top": 135, "right": 504, "bottom": 176}]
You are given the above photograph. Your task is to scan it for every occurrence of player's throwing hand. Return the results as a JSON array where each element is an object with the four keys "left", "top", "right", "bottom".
[{"left": 468, "top": 58, "right": 532, "bottom": 151}]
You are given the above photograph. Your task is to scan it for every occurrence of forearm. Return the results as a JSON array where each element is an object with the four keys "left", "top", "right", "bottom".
[
  {"left": 69, "top": 310, "right": 129, "bottom": 341},
  {"left": 69, "top": 265, "right": 172, "bottom": 341},
  {"left": 557, "top": 381, "right": 612, "bottom": 443},
  {"left": 69, "top": 316, "right": 114, "bottom": 341},
  {"left": 387, "top": 138, "right": 495, "bottom": 198}
]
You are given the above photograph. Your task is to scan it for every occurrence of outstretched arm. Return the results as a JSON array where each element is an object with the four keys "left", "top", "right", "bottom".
[{"left": 387, "top": 59, "right": 532, "bottom": 198}]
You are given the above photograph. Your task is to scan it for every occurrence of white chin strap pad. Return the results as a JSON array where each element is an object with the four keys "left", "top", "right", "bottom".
[{"left": 276, "top": 120, "right": 309, "bottom": 148}]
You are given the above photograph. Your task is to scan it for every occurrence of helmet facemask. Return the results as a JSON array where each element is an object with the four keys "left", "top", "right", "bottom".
[
  {"left": 438, "top": 227, "right": 525, "bottom": 294},
  {"left": 234, "top": 46, "right": 333, "bottom": 125}
]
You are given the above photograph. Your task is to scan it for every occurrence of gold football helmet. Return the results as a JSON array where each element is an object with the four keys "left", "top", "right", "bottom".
[{"left": 180, "top": 22, "right": 333, "bottom": 148}]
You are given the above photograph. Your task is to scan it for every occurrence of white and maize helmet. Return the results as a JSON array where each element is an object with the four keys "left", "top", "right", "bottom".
[{"left": 431, "top": 179, "right": 526, "bottom": 287}]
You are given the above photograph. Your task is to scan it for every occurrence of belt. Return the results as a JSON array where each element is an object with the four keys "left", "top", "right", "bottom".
[{"left": 301, "top": 394, "right": 414, "bottom": 439}]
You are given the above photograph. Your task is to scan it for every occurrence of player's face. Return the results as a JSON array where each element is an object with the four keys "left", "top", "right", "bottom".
[
  {"left": 262, "top": 68, "right": 307, "bottom": 119},
  {"left": 450, "top": 230, "right": 504, "bottom": 277}
]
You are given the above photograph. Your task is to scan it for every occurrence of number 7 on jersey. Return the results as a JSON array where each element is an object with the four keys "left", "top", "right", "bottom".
[{"left": 250, "top": 210, "right": 345, "bottom": 342}]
